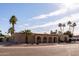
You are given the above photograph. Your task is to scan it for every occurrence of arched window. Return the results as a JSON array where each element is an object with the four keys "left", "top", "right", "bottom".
[
  {"left": 48, "top": 37, "right": 52, "bottom": 43},
  {"left": 43, "top": 37, "right": 47, "bottom": 43},
  {"left": 37, "top": 36, "right": 41, "bottom": 43}
]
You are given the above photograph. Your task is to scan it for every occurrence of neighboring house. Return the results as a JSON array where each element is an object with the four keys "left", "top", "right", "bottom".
[
  {"left": 0, "top": 36, "right": 5, "bottom": 42},
  {"left": 13, "top": 32, "right": 69, "bottom": 44},
  {"left": 0, "top": 35, "right": 11, "bottom": 43},
  {"left": 69, "top": 35, "right": 79, "bottom": 41}
]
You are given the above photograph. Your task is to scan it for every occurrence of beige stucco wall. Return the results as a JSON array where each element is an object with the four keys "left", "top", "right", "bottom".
[
  {"left": 13, "top": 33, "right": 26, "bottom": 43},
  {"left": 13, "top": 33, "right": 69, "bottom": 43},
  {"left": 13, "top": 33, "right": 35, "bottom": 43},
  {"left": 27, "top": 34, "right": 35, "bottom": 43},
  {"left": 34, "top": 34, "right": 59, "bottom": 43}
]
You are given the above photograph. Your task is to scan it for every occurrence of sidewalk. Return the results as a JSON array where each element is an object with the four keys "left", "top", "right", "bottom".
[{"left": 0, "top": 42, "right": 79, "bottom": 47}]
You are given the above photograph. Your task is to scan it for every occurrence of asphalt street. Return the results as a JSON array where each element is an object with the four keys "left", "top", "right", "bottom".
[{"left": 0, "top": 44, "right": 79, "bottom": 56}]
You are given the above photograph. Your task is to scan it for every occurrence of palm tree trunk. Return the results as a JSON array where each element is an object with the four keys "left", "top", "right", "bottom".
[
  {"left": 63, "top": 27, "right": 64, "bottom": 33},
  {"left": 69, "top": 25, "right": 71, "bottom": 32},
  {"left": 69, "top": 26, "right": 70, "bottom": 31},
  {"left": 12, "top": 24, "right": 14, "bottom": 34},
  {"left": 60, "top": 27, "right": 62, "bottom": 33},
  {"left": 12, "top": 24, "right": 15, "bottom": 41},
  {"left": 72, "top": 27, "right": 74, "bottom": 35}
]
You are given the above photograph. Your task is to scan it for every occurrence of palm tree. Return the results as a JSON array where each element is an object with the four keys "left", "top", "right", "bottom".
[
  {"left": 72, "top": 22, "right": 76, "bottom": 34},
  {"left": 9, "top": 15, "right": 17, "bottom": 34},
  {"left": 58, "top": 23, "right": 62, "bottom": 33},
  {"left": 62, "top": 24, "right": 65, "bottom": 33},
  {"left": 8, "top": 27, "right": 14, "bottom": 36},
  {"left": 8, "top": 27, "right": 15, "bottom": 42},
  {"left": 67, "top": 21, "right": 72, "bottom": 31}
]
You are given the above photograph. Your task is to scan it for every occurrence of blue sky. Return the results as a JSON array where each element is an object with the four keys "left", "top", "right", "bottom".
[{"left": 0, "top": 3, "right": 79, "bottom": 35}]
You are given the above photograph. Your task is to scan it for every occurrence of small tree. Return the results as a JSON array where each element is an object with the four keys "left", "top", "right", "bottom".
[{"left": 64, "top": 31, "right": 73, "bottom": 37}]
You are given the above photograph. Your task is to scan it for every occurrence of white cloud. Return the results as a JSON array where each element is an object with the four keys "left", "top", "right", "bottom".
[
  {"left": 18, "top": 4, "right": 79, "bottom": 35},
  {"left": 48, "top": 8, "right": 67, "bottom": 16},
  {"left": 19, "top": 13, "right": 79, "bottom": 30},
  {"left": 19, "top": 24, "right": 29, "bottom": 28},
  {"left": 29, "top": 13, "right": 79, "bottom": 28},
  {"left": 32, "top": 5, "right": 67, "bottom": 20},
  {"left": 32, "top": 14, "right": 48, "bottom": 19},
  {"left": 16, "top": 23, "right": 29, "bottom": 32},
  {"left": 23, "top": 13, "right": 79, "bottom": 35},
  {"left": 32, "top": 4, "right": 79, "bottom": 20}
]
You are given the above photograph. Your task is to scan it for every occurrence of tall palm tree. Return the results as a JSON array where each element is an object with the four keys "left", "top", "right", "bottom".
[
  {"left": 62, "top": 24, "right": 65, "bottom": 33},
  {"left": 8, "top": 27, "right": 14, "bottom": 36},
  {"left": 58, "top": 23, "right": 62, "bottom": 33},
  {"left": 9, "top": 15, "right": 17, "bottom": 34},
  {"left": 67, "top": 21, "right": 72, "bottom": 31},
  {"left": 72, "top": 22, "right": 76, "bottom": 34}
]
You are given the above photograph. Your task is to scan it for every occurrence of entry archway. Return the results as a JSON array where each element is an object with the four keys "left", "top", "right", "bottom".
[
  {"left": 37, "top": 36, "right": 41, "bottom": 43},
  {"left": 43, "top": 37, "right": 47, "bottom": 43}
]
